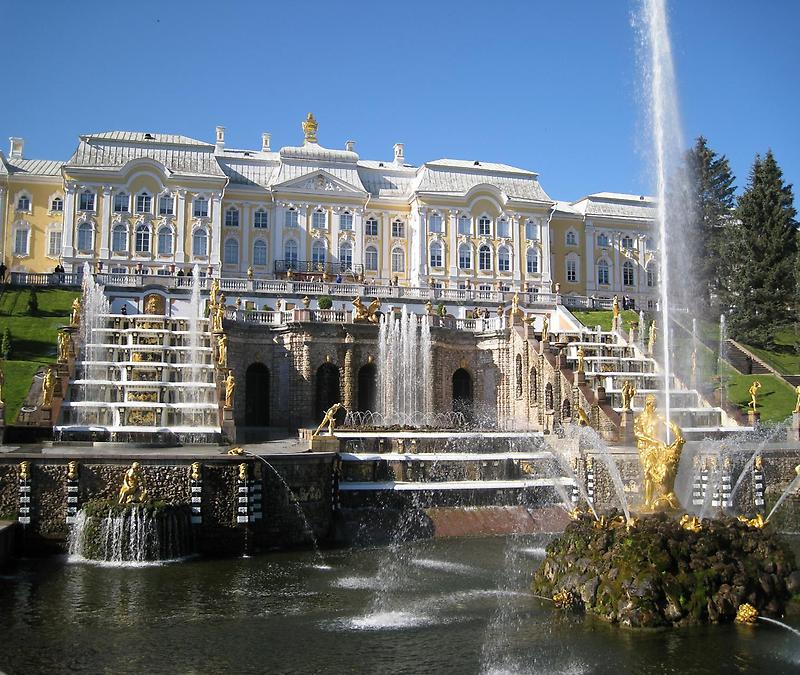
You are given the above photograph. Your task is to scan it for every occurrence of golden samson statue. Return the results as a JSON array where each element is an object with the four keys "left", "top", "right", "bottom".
[{"left": 633, "top": 394, "right": 685, "bottom": 511}]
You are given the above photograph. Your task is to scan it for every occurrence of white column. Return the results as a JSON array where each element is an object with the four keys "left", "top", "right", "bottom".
[
  {"left": 331, "top": 207, "right": 340, "bottom": 270},
  {"left": 300, "top": 205, "right": 309, "bottom": 261},
  {"left": 613, "top": 233, "right": 622, "bottom": 292},
  {"left": 381, "top": 212, "right": 390, "bottom": 282},
  {"left": 99, "top": 186, "right": 112, "bottom": 259},
  {"left": 0, "top": 187, "right": 7, "bottom": 260},
  {"left": 175, "top": 190, "right": 187, "bottom": 263},
  {"left": 209, "top": 192, "right": 222, "bottom": 267},
  {"left": 240, "top": 203, "right": 250, "bottom": 274},
  {"left": 511, "top": 213, "right": 522, "bottom": 288},
  {"left": 273, "top": 204, "right": 284, "bottom": 276},
  {"left": 63, "top": 184, "right": 77, "bottom": 262},
  {"left": 448, "top": 209, "right": 458, "bottom": 281},
  {"left": 584, "top": 222, "right": 595, "bottom": 294},
  {"left": 353, "top": 208, "right": 364, "bottom": 274},
  {"left": 541, "top": 216, "right": 552, "bottom": 289}
]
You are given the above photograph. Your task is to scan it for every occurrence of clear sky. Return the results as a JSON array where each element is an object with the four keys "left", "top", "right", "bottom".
[{"left": 2, "top": 0, "right": 798, "bottom": 202}]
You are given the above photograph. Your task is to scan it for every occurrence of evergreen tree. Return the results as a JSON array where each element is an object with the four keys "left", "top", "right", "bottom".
[
  {"left": 1, "top": 328, "right": 11, "bottom": 359},
  {"left": 722, "top": 151, "right": 798, "bottom": 348},
  {"left": 684, "top": 137, "right": 737, "bottom": 308}
]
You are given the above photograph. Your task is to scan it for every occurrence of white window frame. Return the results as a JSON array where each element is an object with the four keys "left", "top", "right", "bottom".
[
  {"left": 365, "top": 217, "right": 378, "bottom": 236},
  {"left": 458, "top": 215, "right": 471, "bottom": 236},
  {"left": 284, "top": 239, "right": 299, "bottom": 266},
  {"left": 157, "top": 225, "right": 174, "bottom": 256},
  {"left": 14, "top": 226, "right": 30, "bottom": 256},
  {"left": 365, "top": 245, "right": 378, "bottom": 271},
  {"left": 339, "top": 212, "right": 353, "bottom": 231},
  {"left": 285, "top": 208, "right": 298, "bottom": 228},
  {"left": 192, "top": 227, "right": 209, "bottom": 257},
  {"left": 312, "top": 209, "right": 327, "bottom": 230},
  {"left": 597, "top": 232, "right": 609, "bottom": 248},
  {"left": 135, "top": 192, "right": 152, "bottom": 214},
  {"left": 47, "top": 228, "right": 62, "bottom": 258},
  {"left": 113, "top": 192, "right": 129, "bottom": 213},
  {"left": 623, "top": 261, "right": 635, "bottom": 286},
  {"left": 112, "top": 223, "right": 128, "bottom": 253},
  {"left": 478, "top": 216, "right": 492, "bottom": 237},
  {"left": 79, "top": 190, "right": 95, "bottom": 212},
  {"left": 428, "top": 213, "right": 442, "bottom": 233},
  {"left": 311, "top": 240, "right": 327, "bottom": 265},
  {"left": 391, "top": 219, "right": 405, "bottom": 238},
  {"left": 135, "top": 223, "right": 151, "bottom": 253},
  {"left": 391, "top": 246, "right": 405, "bottom": 273},
  {"left": 526, "top": 248, "right": 539, "bottom": 274},
  {"left": 77, "top": 221, "right": 94, "bottom": 252},
  {"left": 566, "top": 255, "right": 579, "bottom": 283},
  {"left": 458, "top": 244, "right": 472, "bottom": 270},
  {"left": 224, "top": 207, "right": 239, "bottom": 227},
  {"left": 339, "top": 241, "right": 353, "bottom": 268},
  {"left": 478, "top": 244, "right": 492, "bottom": 271},
  {"left": 497, "top": 246, "right": 510, "bottom": 272},
  {"left": 430, "top": 241, "right": 443, "bottom": 268},
  {"left": 597, "top": 259, "right": 610, "bottom": 285},
  {"left": 497, "top": 218, "right": 509, "bottom": 238},
  {"left": 224, "top": 238, "right": 239, "bottom": 265},
  {"left": 50, "top": 195, "right": 64, "bottom": 213},
  {"left": 193, "top": 197, "right": 209, "bottom": 219},
  {"left": 158, "top": 194, "right": 174, "bottom": 216},
  {"left": 565, "top": 229, "right": 578, "bottom": 246},
  {"left": 254, "top": 209, "right": 268, "bottom": 229},
  {"left": 253, "top": 239, "right": 268, "bottom": 266},
  {"left": 525, "top": 220, "right": 538, "bottom": 240},
  {"left": 16, "top": 193, "right": 31, "bottom": 212}
]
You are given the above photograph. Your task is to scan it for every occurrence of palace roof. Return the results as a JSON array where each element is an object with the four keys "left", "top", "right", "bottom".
[
  {"left": 571, "top": 192, "right": 655, "bottom": 220},
  {"left": 0, "top": 152, "right": 62, "bottom": 177}
]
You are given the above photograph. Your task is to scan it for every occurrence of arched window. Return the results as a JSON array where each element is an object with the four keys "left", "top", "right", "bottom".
[
  {"left": 135, "top": 192, "right": 151, "bottom": 214},
  {"left": 112, "top": 223, "right": 127, "bottom": 253},
  {"left": 113, "top": 192, "right": 129, "bottom": 213},
  {"left": 16, "top": 194, "right": 31, "bottom": 211},
  {"left": 566, "top": 255, "right": 578, "bottom": 283},
  {"left": 458, "top": 215, "right": 471, "bottom": 235},
  {"left": 566, "top": 230, "right": 577, "bottom": 246},
  {"left": 14, "top": 227, "right": 30, "bottom": 256},
  {"left": 365, "top": 245, "right": 378, "bottom": 271},
  {"left": 458, "top": 244, "right": 472, "bottom": 269},
  {"left": 497, "top": 218, "right": 510, "bottom": 238},
  {"left": 391, "top": 219, "right": 405, "bottom": 238},
  {"left": 77, "top": 222, "right": 94, "bottom": 252},
  {"left": 339, "top": 211, "right": 353, "bottom": 231},
  {"left": 284, "top": 240, "right": 298, "bottom": 266},
  {"left": 478, "top": 216, "right": 491, "bottom": 237},
  {"left": 224, "top": 207, "right": 239, "bottom": 227},
  {"left": 646, "top": 262, "right": 656, "bottom": 287},
  {"left": 562, "top": 399, "right": 571, "bottom": 419},
  {"left": 623, "top": 261, "right": 635, "bottom": 286},
  {"left": 253, "top": 239, "right": 268, "bottom": 266},
  {"left": 530, "top": 367, "right": 538, "bottom": 402},
  {"left": 391, "top": 247, "right": 405, "bottom": 272},
  {"left": 597, "top": 259, "right": 610, "bottom": 285},
  {"left": 430, "top": 241, "right": 443, "bottom": 268},
  {"left": 429, "top": 213, "right": 442, "bottom": 233},
  {"left": 312, "top": 209, "right": 327, "bottom": 229},
  {"left": 526, "top": 248, "right": 539, "bottom": 274},
  {"left": 498, "top": 246, "right": 510, "bottom": 272},
  {"left": 516, "top": 354, "right": 523, "bottom": 398},
  {"left": 135, "top": 223, "right": 150, "bottom": 253},
  {"left": 157, "top": 226, "right": 173, "bottom": 255},
  {"left": 50, "top": 196, "right": 63, "bottom": 212},
  {"left": 478, "top": 245, "right": 492, "bottom": 271},
  {"left": 339, "top": 241, "right": 353, "bottom": 269},
  {"left": 285, "top": 207, "right": 298, "bottom": 228},
  {"left": 224, "top": 238, "right": 239, "bottom": 265},
  {"left": 192, "top": 228, "right": 208, "bottom": 257},
  {"left": 597, "top": 232, "right": 609, "bottom": 247},
  {"left": 365, "top": 217, "right": 378, "bottom": 236},
  {"left": 254, "top": 209, "right": 268, "bottom": 228},
  {"left": 312, "top": 240, "right": 326, "bottom": 265}
]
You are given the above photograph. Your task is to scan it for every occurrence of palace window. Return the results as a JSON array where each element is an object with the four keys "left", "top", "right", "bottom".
[
  {"left": 193, "top": 197, "right": 208, "bottom": 218},
  {"left": 14, "top": 227, "right": 30, "bottom": 256},
  {"left": 597, "top": 259, "right": 610, "bottom": 285},
  {"left": 254, "top": 209, "right": 268, "bottom": 228},
  {"left": 157, "top": 268, "right": 172, "bottom": 276},
  {"left": 16, "top": 195, "right": 30, "bottom": 211},
  {"left": 284, "top": 240, "right": 298, "bottom": 267},
  {"left": 525, "top": 220, "right": 538, "bottom": 240},
  {"left": 135, "top": 192, "right": 152, "bottom": 214},
  {"left": 597, "top": 232, "right": 609, "bottom": 248},
  {"left": 497, "top": 218, "right": 510, "bottom": 238},
  {"left": 458, "top": 215, "right": 471, "bottom": 235},
  {"left": 112, "top": 224, "right": 128, "bottom": 253},
  {"left": 646, "top": 262, "right": 656, "bottom": 287},
  {"left": 478, "top": 245, "right": 492, "bottom": 271},
  {"left": 365, "top": 245, "right": 378, "bottom": 271},
  {"left": 526, "top": 248, "right": 539, "bottom": 274},
  {"left": 339, "top": 212, "right": 353, "bottom": 231},
  {"left": 566, "top": 257, "right": 578, "bottom": 283},
  {"left": 157, "top": 226, "right": 173, "bottom": 255},
  {"left": 312, "top": 209, "right": 327, "bottom": 229},
  {"left": 77, "top": 222, "right": 94, "bottom": 252},
  {"left": 253, "top": 239, "right": 268, "bottom": 266},
  {"left": 135, "top": 223, "right": 150, "bottom": 253},
  {"left": 158, "top": 194, "right": 174, "bottom": 216},
  {"left": 391, "top": 247, "right": 405, "bottom": 273},
  {"left": 285, "top": 208, "right": 298, "bottom": 228},
  {"left": 312, "top": 240, "right": 326, "bottom": 266},
  {"left": 458, "top": 243, "right": 472, "bottom": 269},
  {"left": 225, "top": 207, "right": 239, "bottom": 227},
  {"left": 192, "top": 228, "right": 208, "bottom": 257},
  {"left": 339, "top": 241, "right": 353, "bottom": 268},
  {"left": 429, "top": 213, "right": 442, "bottom": 233},
  {"left": 565, "top": 230, "right": 577, "bottom": 246},
  {"left": 498, "top": 246, "right": 510, "bottom": 272},
  {"left": 392, "top": 219, "right": 405, "bottom": 238},
  {"left": 79, "top": 190, "right": 95, "bottom": 212},
  {"left": 430, "top": 241, "right": 443, "bottom": 268},
  {"left": 621, "top": 236, "right": 634, "bottom": 250},
  {"left": 51, "top": 196, "right": 63, "bottom": 212},
  {"left": 623, "top": 261, "right": 635, "bottom": 286},
  {"left": 645, "top": 237, "right": 655, "bottom": 251},
  {"left": 224, "top": 238, "right": 239, "bottom": 265},
  {"left": 113, "top": 192, "right": 129, "bottom": 213},
  {"left": 365, "top": 217, "right": 378, "bottom": 236},
  {"left": 48, "top": 230, "right": 62, "bottom": 257},
  {"left": 478, "top": 217, "right": 491, "bottom": 237}
]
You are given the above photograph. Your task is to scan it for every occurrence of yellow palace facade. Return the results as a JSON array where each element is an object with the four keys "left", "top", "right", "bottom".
[{"left": 0, "top": 115, "right": 658, "bottom": 307}]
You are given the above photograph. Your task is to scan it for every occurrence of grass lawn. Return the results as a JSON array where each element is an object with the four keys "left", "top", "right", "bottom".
[
  {"left": 743, "top": 327, "right": 800, "bottom": 375},
  {"left": 570, "top": 308, "right": 643, "bottom": 333},
  {"left": 725, "top": 373, "right": 795, "bottom": 424},
  {"left": 0, "top": 287, "right": 79, "bottom": 422}
]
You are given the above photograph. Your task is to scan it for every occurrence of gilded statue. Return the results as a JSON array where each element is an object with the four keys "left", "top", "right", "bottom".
[
  {"left": 679, "top": 514, "right": 702, "bottom": 532},
  {"left": 576, "top": 346, "right": 585, "bottom": 374},
  {"left": 247, "top": 266, "right": 254, "bottom": 280},
  {"left": 226, "top": 446, "right": 245, "bottom": 456},
  {"left": 19, "top": 461, "right": 30, "bottom": 481},
  {"left": 794, "top": 385, "right": 800, "bottom": 414},
  {"left": 238, "top": 462, "right": 248, "bottom": 482},
  {"left": 634, "top": 394, "right": 684, "bottom": 510},
  {"left": 748, "top": 380, "right": 762, "bottom": 413},
  {"left": 57, "top": 331, "right": 72, "bottom": 363},
  {"left": 647, "top": 320, "right": 657, "bottom": 355},
  {"left": 212, "top": 302, "right": 225, "bottom": 333},
  {"left": 224, "top": 370, "right": 236, "bottom": 408},
  {"left": 41, "top": 367, "right": 56, "bottom": 407},
  {"left": 425, "top": 301, "right": 434, "bottom": 315},
  {"left": 190, "top": 462, "right": 201, "bottom": 481},
  {"left": 612, "top": 295, "right": 620, "bottom": 322},
  {"left": 509, "top": 293, "right": 524, "bottom": 325},
  {"left": 352, "top": 296, "right": 381, "bottom": 323},
  {"left": 70, "top": 297, "right": 82, "bottom": 326},
  {"left": 621, "top": 379, "right": 636, "bottom": 411},
  {"left": 302, "top": 112, "right": 319, "bottom": 143},
  {"left": 144, "top": 293, "right": 165, "bottom": 316},
  {"left": 576, "top": 406, "right": 591, "bottom": 427},
  {"left": 313, "top": 402, "right": 342, "bottom": 437},
  {"left": 541, "top": 315, "right": 549, "bottom": 343},
  {"left": 210, "top": 278, "right": 220, "bottom": 307},
  {"left": 217, "top": 334, "right": 228, "bottom": 366},
  {"left": 67, "top": 461, "right": 79, "bottom": 481},
  {"left": 118, "top": 462, "right": 148, "bottom": 504}
]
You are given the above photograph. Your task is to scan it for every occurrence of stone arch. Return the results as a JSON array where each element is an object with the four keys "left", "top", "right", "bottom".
[
  {"left": 357, "top": 362, "right": 377, "bottom": 412},
  {"left": 545, "top": 382, "right": 554, "bottom": 411},
  {"left": 245, "top": 363, "right": 270, "bottom": 426},
  {"left": 315, "top": 363, "right": 341, "bottom": 421},
  {"left": 561, "top": 398, "right": 571, "bottom": 419},
  {"left": 452, "top": 368, "right": 473, "bottom": 414},
  {"left": 515, "top": 354, "right": 523, "bottom": 399},
  {"left": 530, "top": 367, "right": 538, "bottom": 403}
]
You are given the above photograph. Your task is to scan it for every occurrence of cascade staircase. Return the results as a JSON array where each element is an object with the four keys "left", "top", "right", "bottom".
[{"left": 724, "top": 340, "right": 770, "bottom": 375}]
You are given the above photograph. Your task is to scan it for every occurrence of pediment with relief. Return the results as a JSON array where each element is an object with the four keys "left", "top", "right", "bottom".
[{"left": 274, "top": 170, "right": 366, "bottom": 196}]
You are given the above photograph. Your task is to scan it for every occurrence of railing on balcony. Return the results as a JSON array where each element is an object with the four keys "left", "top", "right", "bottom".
[{"left": 273, "top": 260, "right": 364, "bottom": 277}]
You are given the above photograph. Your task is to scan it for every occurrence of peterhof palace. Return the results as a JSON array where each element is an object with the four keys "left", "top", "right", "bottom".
[{"left": 0, "top": 114, "right": 657, "bottom": 307}]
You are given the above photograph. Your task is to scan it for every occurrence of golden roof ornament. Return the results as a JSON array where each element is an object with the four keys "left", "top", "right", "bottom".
[{"left": 302, "top": 112, "right": 318, "bottom": 144}]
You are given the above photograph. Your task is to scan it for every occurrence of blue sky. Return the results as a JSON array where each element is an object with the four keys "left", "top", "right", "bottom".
[{"left": 3, "top": 0, "right": 798, "bottom": 202}]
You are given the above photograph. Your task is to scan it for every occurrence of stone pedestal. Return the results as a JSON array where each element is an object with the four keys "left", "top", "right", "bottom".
[
  {"left": 539, "top": 339, "right": 549, "bottom": 355},
  {"left": 748, "top": 410, "right": 761, "bottom": 427},
  {"left": 793, "top": 412, "right": 800, "bottom": 441},
  {"left": 595, "top": 382, "right": 606, "bottom": 404},
  {"left": 308, "top": 435, "right": 341, "bottom": 453},
  {"left": 619, "top": 409, "right": 634, "bottom": 443},
  {"left": 544, "top": 410, "right": 555, "bottom": 434},
  {"left": 576, "top": 371, "right": 586, "bottom": 386}
]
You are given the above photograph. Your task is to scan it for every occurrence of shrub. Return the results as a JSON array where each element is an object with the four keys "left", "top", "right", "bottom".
[
  {"left": 1, "top": 328, "right": 11, "bottom": 359},
  {"left": 318, "top": 295, "right": 333, "bottom": 310},
  {"left": 26, "top": 290, "right": 39, "bottom": 315}
]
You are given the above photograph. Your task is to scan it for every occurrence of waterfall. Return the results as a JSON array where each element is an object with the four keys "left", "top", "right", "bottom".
[
  {"left": 76, "top": 263, "right": 110, "bottom": 426},
  {"left": 181, "top": 264, "right": 205, "bottom": 421}
]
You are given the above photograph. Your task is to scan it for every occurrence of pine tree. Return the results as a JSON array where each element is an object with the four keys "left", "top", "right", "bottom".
[
  {"left": 722, "top": 151, "right": 798, "bottom": 348},
  {"left": 1, "top": 328, "right": 11, "bottom": 359}
]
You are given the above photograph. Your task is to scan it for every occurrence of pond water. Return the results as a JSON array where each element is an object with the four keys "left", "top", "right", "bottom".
[{"left": 1, "top": 536, "right": 799, "bottom": 674}]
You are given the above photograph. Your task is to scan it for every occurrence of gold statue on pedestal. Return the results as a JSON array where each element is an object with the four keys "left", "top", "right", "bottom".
[
  {"left": 508, "top": 293, "right": 524, "bottom": 326},
  {"left": 576, "top": 346, "right": 585, "bottom": 374},
  {"left": 612, "top": 295, "right": 620, "bottom": 329},
  {"left": 210, "top": 278, "right": 220, "bottom": 306},
  {"left": 212, "top": 302, "right": 225, "bottom": 333},
  {"left": 57, "top": 330, "right": 72, "bottom": 363},
  {"left": 224, "top": 370, "right": 236, "bottom": 409},
  {"left": 748, "top": 380, "right": 762, "bottom": 413},
  {"left": 621, "top": 379, "right": 636, "bottom": 411},
  {"left": 352, "top": 297, "right": 381, "bottom": 323},
  {"left": 633, "top": 394, "right": 685, "bottom": 511},
  {"left": 70, "top": 297, "right": 82, "bottom": 326},
  {"left": 302, "top": 112, "right": 318, "bottom": 143},
  {"left": 217, "top": 334, "right": 228, "bottom": 366},
  {"left": 118, "top": 462, "right": 148, "bottom": 504},
  {"left": 313, "top": 402, "right": 342, "bottom": 437},
  {"left": 41, "top": 367, "right": 56, "bottom": 407},
  {"left": 541, "top": 315, "right": 549, "bottom": 343}
]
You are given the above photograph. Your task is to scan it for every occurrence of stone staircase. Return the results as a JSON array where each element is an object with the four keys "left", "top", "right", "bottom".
[{"left": 725, "top": 339, "right": 770, "bottom": 375}]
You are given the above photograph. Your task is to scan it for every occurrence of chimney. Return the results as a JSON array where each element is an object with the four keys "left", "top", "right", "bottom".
[
  {"left": 215, "top": 126, "right": 225, "bottom": 154},
  {"left": 261, "top": 133, "right": 271, "bottom": 152},
  {"left": 9, "top": 137, "right": 24, "bottom": 159},
  {"left": 393, "top": 142, "right": 404, "bottom": 165},
  {"left": 345, "top": 140, "right": 355, "bottom": 152}
]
